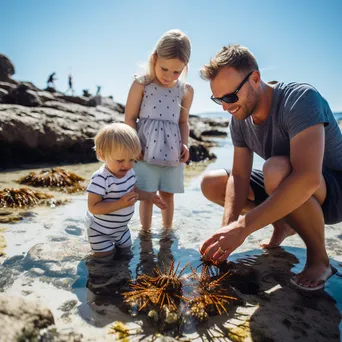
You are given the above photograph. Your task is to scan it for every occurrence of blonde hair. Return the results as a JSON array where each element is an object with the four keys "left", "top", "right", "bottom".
[
  {"left": 94, "top": 123, "right": 141, "bottom": 162},
  {"left": 136, "top": 29, "right": 191, "bottom": 85},
  {"left": 200, "top": 45, "right": 259, "bottom": 81}
]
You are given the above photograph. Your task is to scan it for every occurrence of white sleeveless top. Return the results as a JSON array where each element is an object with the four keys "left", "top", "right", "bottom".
[{"left": 137, "top": 80, "right": 185, "bottom": 167}]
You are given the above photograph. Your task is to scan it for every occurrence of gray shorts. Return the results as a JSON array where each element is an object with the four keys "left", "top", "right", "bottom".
[{"left": 225, "top": 168, "right": 342, "bottom": 225}]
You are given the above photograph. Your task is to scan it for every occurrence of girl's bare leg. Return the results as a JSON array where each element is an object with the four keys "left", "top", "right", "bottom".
[{"left": 159, "top": 191, "right": 174, "bottom": 228}]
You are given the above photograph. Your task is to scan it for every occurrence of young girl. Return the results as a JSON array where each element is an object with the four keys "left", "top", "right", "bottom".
[
  {"left": 85, "top": 123, "right": 166, "bottom": 259},
  {"left": 125, "top": 29, "right": 194, "bottom": 230}
]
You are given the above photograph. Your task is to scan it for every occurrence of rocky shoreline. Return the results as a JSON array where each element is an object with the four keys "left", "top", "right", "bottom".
[{"left": 0, "top": 54, "right": 228, "bottom": 170}]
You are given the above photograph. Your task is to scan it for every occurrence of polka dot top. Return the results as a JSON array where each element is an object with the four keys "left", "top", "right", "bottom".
[{"left": 137, "top": 79, "right": 185, "bottom": 167}]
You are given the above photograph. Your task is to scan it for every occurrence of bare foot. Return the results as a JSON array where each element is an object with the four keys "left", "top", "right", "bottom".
[
  {"left": 290, "top": 263, "right": 337, "bottom": 290},
  {"left": 260, "top": 220, "right": 296, "bottom": 248}
]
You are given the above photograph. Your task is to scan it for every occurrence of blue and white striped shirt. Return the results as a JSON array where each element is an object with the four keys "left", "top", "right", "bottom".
[{"left": 86, "top": 165, "right": 136, "bottom": 234}]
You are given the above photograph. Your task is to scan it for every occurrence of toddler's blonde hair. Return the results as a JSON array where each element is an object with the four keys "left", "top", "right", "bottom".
[{"left": 94, "top": 123, "right": 141, "bottom": 162}]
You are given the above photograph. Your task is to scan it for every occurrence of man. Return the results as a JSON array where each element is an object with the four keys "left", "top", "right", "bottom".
[{"left": 199, "top": 45, "right": 341, "bottom": 291}]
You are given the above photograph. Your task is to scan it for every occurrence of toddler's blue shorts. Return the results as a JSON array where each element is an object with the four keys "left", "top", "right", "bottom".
[{"left": 134, "top": 161, "right": 184, "bottom": 193}]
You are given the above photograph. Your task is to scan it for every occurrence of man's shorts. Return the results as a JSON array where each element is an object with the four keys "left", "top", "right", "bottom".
[
  {"left": 224, "top": 168, "right": 342, "bottom": 225},
  {"left": 134, "top": 161, "right": 184, "bottom": 194}
]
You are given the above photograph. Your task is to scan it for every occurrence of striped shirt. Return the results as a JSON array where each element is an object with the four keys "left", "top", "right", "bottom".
[{"left": 86, "top": 165, "right": 136, "bottom": 235}]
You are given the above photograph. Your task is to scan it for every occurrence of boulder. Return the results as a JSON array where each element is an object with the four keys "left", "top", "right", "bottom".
[
  {"left": 0, "top": 294, "right": 54, "bottom": 342},
  {"left": 0, "top": 54, "right": 15, "bottom": 82}
]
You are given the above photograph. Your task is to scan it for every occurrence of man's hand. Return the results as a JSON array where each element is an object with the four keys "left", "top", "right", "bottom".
[
  {"left": 118, "top": 190, "right": 139, "bottom": 209},
  {"left": 152, "top": 194, "right": 167, "bottom": 210},
  {"left": 200, "top": 222, "right": 247, "bottom": 264},
  {"left": 180, "top": 144, "right": 190, "bottom": 163}
]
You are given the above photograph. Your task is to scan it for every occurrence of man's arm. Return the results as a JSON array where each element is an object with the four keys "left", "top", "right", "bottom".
[
  {"left": 241, "top": 123, "right": 325, "bottom": 235},
  {"left": 222, "top": 146, "right": 253, "bottom": 226},
  {"left": 200, "top": 123, "right": 325, "bottom": 262}
]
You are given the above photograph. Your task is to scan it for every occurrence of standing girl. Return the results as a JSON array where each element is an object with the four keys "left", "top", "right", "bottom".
[{"left": 125, "top": 29, "right": 194, "bottom": 230}]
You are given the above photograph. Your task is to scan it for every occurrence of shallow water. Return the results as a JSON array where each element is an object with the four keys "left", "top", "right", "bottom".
[{"left": 0, "top": 134, "right": 341, "bottom": 341}]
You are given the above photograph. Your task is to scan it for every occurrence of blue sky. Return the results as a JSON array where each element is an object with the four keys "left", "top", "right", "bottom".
[{"left": 1, "top": 0, "right": 341, "bottom": 113}]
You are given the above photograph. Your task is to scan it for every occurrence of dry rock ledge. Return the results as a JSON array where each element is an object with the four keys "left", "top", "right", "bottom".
[{"left": 0, "top": 54, "right": 228, "bottom": 170}]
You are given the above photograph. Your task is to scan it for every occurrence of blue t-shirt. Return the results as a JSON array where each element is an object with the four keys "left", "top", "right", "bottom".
[{"left": 230, "top": 82, "right": 342, "bottom": 171}]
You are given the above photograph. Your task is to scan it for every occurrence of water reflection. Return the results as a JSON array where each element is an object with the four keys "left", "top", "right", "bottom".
[
  {"left": 134, "top": 229, "right": 176, "bottom": 278},
  {"left": 74, "top": 228, "right": 202, "bottom": 329}
]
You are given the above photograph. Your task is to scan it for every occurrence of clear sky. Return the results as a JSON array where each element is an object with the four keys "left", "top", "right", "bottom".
[{"left": 1, "top": 0, "right": 341, "bottom": 114}]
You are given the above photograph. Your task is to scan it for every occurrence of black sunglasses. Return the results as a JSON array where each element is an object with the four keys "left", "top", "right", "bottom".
[{"left": 211, "top": 71, "right": 254, "bottom": 105}]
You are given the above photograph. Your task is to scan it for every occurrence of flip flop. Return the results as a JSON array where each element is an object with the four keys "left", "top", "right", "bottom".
[{"left": 289, "top": 265, "right": 338, "bottom": 291}]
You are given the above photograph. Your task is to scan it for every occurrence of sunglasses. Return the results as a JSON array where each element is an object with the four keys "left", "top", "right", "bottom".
[{"left": 211, "top": 71, "right": 254, "bottom": 105}]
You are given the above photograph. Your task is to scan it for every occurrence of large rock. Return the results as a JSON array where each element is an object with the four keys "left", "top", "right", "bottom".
[
  {"left": 0, "top": 76, "right": 227, "bottom": 169},
  {"left": 0, "top": 294, "right": 54, "bottom": 341},
  {"left": 0, "top": 54, "right": 15, "bottom": 82},
  {"left": 0, "top": 103, "right": 123, "bottom": 168},
  {"left": 5, "top": 84, "right": 42, "bottom": 107}
]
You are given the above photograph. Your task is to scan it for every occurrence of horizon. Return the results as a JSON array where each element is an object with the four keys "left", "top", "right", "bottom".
[{"left": 1, "top": 1, "right": 342, "bottom": 114}]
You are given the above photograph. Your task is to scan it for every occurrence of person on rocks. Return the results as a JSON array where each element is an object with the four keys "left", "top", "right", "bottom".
[
  {"left": 47, "top": 72, "right": 57, "bottom": 88},
  {"left": 199, "top": 44, "right": 340, "bottom": 291},
  {"left": 85, "top": 123, "right": 166, "bottom": 259},
  {"left": 65, "top": 74, "right": 74, "bottom": 95},
  {"left": 125, "top": 29, "right": 194, "bottom": 230}
]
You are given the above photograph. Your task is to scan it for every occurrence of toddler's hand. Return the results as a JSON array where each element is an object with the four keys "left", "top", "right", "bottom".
[
  {"left": 180, "top": 144, "right": 190, "bottom": 163},
  {"left": 119, "top": 190, "right": 139, "bottom": 208},
  {"left": 152, "top": 194, "right": 167, "bottom": 210}
]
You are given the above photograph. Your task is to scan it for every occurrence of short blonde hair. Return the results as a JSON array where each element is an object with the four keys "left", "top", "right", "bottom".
[
  {"left": 200, "top": 45, "right": 259, "bottom": 81},
  {"left": 94, "top": 123, "right": 141, "bottom": 161},
  {"left": 137, "top": 29, "right": 191, "bottom": 85}
]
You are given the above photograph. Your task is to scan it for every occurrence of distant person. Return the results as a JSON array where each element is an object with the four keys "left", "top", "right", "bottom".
[
  {"left": 65, "top": 74, "right": 74, "bottom": 95},
  {"left": 96, "top": 85, "right": 101, "bottom": 95},
  {"left": 125, "top": 29, "right": 194, "bottom": 230},
  {"left": 199, "top": 45, "right": 340, "bottom": 291},
  {"left": 47, "top": 72, "right": 57, "bottom": 88},
  {"left": 83, "top": 89, "right": 91, "bottom": 97},
  {"left": 85, "top": 123, "right": 166, "bottom": 259}
]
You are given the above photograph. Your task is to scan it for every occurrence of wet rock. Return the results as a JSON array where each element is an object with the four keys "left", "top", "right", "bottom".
[
  {"left": 0, "top": 294, "right": 54, "bottom": 342},
  {"left": 188, "top": 137, "right": 216, "bottom": 163},
  {"left": 23, "top": 240, "right": 90, "bottom": 287},
  {"left": 38, "top": 326, "right": 84, "bottom": 342},
  {"left": 189, "top": 114, "right": 228, "bottom": 140}
]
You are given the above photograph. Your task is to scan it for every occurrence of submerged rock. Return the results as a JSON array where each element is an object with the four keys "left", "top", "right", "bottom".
[{"left": 0, "top": 294, "right": 54, "bottom": 342}]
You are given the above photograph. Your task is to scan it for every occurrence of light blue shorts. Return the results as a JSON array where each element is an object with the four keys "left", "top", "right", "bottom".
[{"left": 134, "top": 161, "right": 184, "bottom": 193}]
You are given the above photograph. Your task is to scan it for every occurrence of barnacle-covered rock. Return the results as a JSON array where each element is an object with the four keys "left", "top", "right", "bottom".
[
  {"left": 18, "top": 168, "right": 86, "bottom": 193},
  {"left": 0, "top": 188, "right": 53, "bottom": 208}
]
